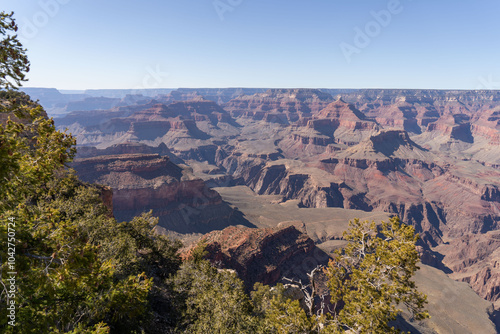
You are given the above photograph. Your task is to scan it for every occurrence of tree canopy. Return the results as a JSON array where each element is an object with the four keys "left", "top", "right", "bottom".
[
  {"left": 324, "top": 217, "right": 429, "bottom": 333},
  {"left": 0, "top": 11, "right": 30, "bottom": 89}
]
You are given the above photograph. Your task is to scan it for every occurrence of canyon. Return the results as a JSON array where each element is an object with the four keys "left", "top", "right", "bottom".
[{"left": 51, "top": 87, "right": 500, "bottom": 332}]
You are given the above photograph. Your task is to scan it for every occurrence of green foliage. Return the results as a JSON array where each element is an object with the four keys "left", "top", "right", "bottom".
[
  {"left": 0, "top": 93, "right": 180, "bottom": 332},
  {"left": 263, "top": 298, "right": 314, "bottom": 334},
  {"left": 0, "top": 168, "right": 154, "bottom": 333},
  {"left": 173, "top": 259, "right": 257, "bottom": 333},
  {"left": 186, "top": 240, "right": 209, "bottom": 264},
  {"left": 324, "top": 217, "right": 429, "bottom": 334},
  {"left": 0, "top": 12, "right": 30, "bottom": 89},
  {"left": 0, "top": 99, "right": 76, "bottom": 212},
  {"left": 96, "top": 211, "right": 183, "bottom": 333},
  {"left": 85, "top": 209, "right": 182, "bottom": 281},
  {"left": 251, "top": 283, "right": 316, "bottom": 334},
  {"left": 0, "top": 12, "right": 181, "bottom": 334},
  {"left": 67, "top": 322, "right": 111, "bottom": 334}
]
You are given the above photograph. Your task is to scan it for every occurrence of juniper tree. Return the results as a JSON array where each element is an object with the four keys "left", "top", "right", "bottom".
[{"left": 324, "top": 217, "right": 429, "bottom": 334}]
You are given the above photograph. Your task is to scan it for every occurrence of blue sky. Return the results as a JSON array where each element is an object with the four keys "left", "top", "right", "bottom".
[{"left": 3, "top": 0, "right": 500, "bottom": 90}]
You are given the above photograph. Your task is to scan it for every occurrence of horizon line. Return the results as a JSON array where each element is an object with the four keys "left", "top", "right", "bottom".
[{"left": 19, "top": 86, "right": 500, "bottom": 92}]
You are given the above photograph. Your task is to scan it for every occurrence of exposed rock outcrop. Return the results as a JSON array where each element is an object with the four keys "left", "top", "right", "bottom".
[
  {"left": 224, "top": 88, "right": 334, "bottom": 122},
  {"left": 182, "top": 225, "right": 330, "bottom": 289},
  {"left": 71, "top": 153, "right": 252, "bottom": 234}
]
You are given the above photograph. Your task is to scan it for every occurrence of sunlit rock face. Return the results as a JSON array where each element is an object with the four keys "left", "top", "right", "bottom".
[{"left": 57, "top": 88, "right": 500, "bottom": 307}]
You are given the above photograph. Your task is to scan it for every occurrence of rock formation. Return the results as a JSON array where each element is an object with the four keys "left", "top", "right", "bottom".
[
  {"left": 224, "top": 88, "right": 334, "bottom": 122},
  {"left": 54, "top": 88, "right": 500, "bottom": 314},
  {"left": 71, "top": 151, "right": 252, "bottom": 234},
  {"left": 181, "top": 225, "right": 329, "bottom": 289}
]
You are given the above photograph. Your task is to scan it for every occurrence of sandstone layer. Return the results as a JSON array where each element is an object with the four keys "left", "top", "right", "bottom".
[
  {"left": 56, "top": 88, "right": 500, "bottom": 316},
  {"left": 71, "top": 150, "right": 252, "bottom": 234}
]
